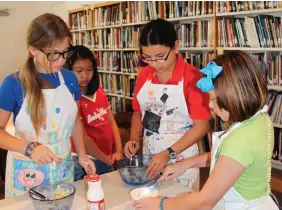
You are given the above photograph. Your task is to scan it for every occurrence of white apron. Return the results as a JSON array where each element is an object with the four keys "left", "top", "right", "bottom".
[
  {"left": 137, "top": 69, "right": 199, "bottom": 188},
  {"left": 5, "top": 72, "right": 78, "bottom": 198},
  {"left": 210, "top": 106, "right": 279, "bottom": 210}
]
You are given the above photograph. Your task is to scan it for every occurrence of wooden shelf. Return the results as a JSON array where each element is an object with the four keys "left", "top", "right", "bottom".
[
  {"left": 94, "top": 24, "right": 122, "bottom": 30},
  {"left": 217, "top": 47, "right": 282, "bottom": 53},
  {"left": 92, "top": 1, "right": 121, "bottom": 8},
  {"left": 70, "top": 28, "right": 94, "bottom": 32},
  {"left": 106, "top": 93, "right": 124, "bottom": 97},
  {"left": 272, "top": 160, "right": 282, "bottom": 170},
  {"left": 123, "top": 48, "right": 139, "bottom": 51},
  {"left": 98, "top": 70, "right": 123, "bottom": 75},
  {"left": 273, "top": 124, "right": 282, "bottom": 129},
  {"left": 268, "top": 85, "right": 282, "bottom": 91},
  {"left": 217, "top": 8, "right": 282, "bottom": 17},
  {"left": 165, "top": 14, "right": 213, "bottom": 22},
  {"left": 123, "top": 72, "right": 138, "bottom": 76},
  {"left": 122, "top": 21, "right": 148, "bottom": 27},
  {"left": 90, "top": 48, "right": 122, "bottom": 51},
  {"left": 180, "top": 47, "right": 214, "bottom": 51}
]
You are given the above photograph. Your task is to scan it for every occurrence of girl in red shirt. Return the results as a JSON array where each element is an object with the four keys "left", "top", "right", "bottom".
[
  {"left": 66, "top": 45, "right": 123, "bottom": 180},
  {"left": 124, "top": 19, "right": 210, "bottom": 190}
]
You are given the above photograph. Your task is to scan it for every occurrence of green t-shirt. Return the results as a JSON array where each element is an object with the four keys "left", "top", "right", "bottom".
[{"left": 216, "top": 114, "right": 273, "bottom": 200}]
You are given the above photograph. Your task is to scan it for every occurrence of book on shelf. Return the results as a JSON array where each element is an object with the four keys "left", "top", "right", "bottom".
[
  {"left": 124, "top": 76, "right": 136, "bottom": 98},
  {"left": 249, "top": 52, "right": 282, "bottom": 87},
  {"left": 99, "top": 74, "right": 123, "bottom": 95},
  {"left": 174, "top": 20, "right": 213, "bottom": 48},
  {"left": 273, "top": 127, "right": 282, "bottom": 162},
  {"left": 93, "top": 4, "right": 120, "bottom": 27},
  {"left": 121, "top": 26, "right": 141, "bottom": 48},
  {"left": 121, "top": 52, "right": 139, "bottom": 73},
  {"left": 217, "top": 15, "right": 282, "bottom": 48},
  {"left": 71, "top": 10, "right": 88, "bottom": 30},
  {"left": 180, "top": 52, "right": 215, "bottom": 69},
  {"left": 93, "top": 28, "right": 121, "bottom": 49},
  {"left": 108, "top": 96, "right": 124, "bottom": 114},
  {"left": 216, "top": 1, "right": 282, "bottom": 13},
  {"left": 95, "top": 51, "right": 121, "bottom": 72},
  {"left": 72, "top": 31, "right": 94, "bottom": 48},
  {"left": 122, "top": 1, "right": 161, "bottom": 24},
  {"left": 164, "top": 1, "right": 213, "bottom": 18},
  {"left": 267, "top": 90, "right": 282, "bottom": 125}
]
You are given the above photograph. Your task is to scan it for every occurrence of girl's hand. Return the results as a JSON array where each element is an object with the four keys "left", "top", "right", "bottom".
[
  {"left": 111, "top": 151, "right": 123, "bottom": 164},
  {"left": 134, "top": 197, "right": 162, "bottom": 210},
  {"left": 158, "top": 163, "right": 187, "bottom": 181},
  {"left": 78, "top": 155, "right": 96, "bottom": 174},
  {"left": 31, "top": 145, "right": 61, "bottom": 165},
  {"left": 146, "top": 151, "right": 169, "bottom": 178},
  {"left": 124, "top": 140, "right": 140, "bottom": 158}
]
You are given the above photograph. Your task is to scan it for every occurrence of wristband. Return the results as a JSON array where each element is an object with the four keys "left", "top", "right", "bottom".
[
  {"left": 24, "top": 142, "right": 41, "bottom": 158},
  {"left": 21, "top": 141, "right": 30, "bottom": 155},
  {"left": 159, "top": 196, "right": 168, "bottom": 210}
]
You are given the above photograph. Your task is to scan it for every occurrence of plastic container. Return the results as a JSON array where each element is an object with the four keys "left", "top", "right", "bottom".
[
  {"left": 29, "top": 182, "right": 75, "bottom": 210},
  {"left": 87, "top": 174, "right": 105, "bottom": 210},
  {"left": 130, "top": 187, "right": 159, "bottom": 210}
]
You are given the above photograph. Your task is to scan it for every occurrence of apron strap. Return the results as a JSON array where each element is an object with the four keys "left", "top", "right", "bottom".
[{"left": 58, "top": 71, "right": 65, "bottom": 86}]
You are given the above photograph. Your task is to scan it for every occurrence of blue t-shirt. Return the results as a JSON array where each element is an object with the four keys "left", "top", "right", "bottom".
[{"left": 0, "top": 69, "right": 81, "bottom": 122}]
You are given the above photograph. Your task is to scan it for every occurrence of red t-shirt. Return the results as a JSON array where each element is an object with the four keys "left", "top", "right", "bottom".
[
  {"left": 71, "top": 87, "right": 114, "bottom": 156},
  {"left": 132, "top": 55, "right": 210, "bottom": 120}
]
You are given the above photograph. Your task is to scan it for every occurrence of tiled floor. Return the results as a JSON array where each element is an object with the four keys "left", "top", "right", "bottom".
[{"left": 0, "top": 168, "right": 281, "bottom": 205}]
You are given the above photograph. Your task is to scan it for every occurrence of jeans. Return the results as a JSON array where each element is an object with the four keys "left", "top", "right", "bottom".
[{"left": 72, "top": 156, "right": 114, "bottom": 182}]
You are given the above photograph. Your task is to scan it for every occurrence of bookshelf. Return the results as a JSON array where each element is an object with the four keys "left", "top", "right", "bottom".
[{"left": 69, "top": 1, "right": 282, "bottom": 169}]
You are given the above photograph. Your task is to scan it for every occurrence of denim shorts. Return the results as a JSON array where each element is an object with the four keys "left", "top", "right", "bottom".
[{"left": 72, "top": 156, "right": 114, "bottom": 182}]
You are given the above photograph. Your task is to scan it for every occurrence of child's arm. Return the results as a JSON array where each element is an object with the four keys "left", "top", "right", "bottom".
[
  {"left": 106, "top": 109, "right": 123, "bottom": 164},
  {"left": 136, "top": 156, "right": 245, "bottom": 210},
  {"left": 72, "top": 107, "right": 96, "bottom": 173},
  {"left": 83, "top": 132, "right": 112, "bottom": 166},
  {"left": 159, "top": 153, "right": 211, "bottom": 181}
]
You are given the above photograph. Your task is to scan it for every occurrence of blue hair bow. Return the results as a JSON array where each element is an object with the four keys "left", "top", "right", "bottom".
[{"left": 196, "top": 61, "right": 223, "bottom": 92}]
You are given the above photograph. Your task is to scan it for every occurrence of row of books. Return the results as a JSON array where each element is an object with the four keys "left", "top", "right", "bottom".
[
  {"left": 121, "top": 1, "right": 214, "bottom": 24},
  {"left": 93, "top": 5, "right": 120, "bottom": 27},
  {"left": 70, "top": 11, "right": 88, "bottom": 30},
  {"left": 273, "top": 127, "right": 282, "bottom": 162},
  {"left": 250, "top": 52, "right": 282, "bottom": 86},
  {"left": 72, "top": 20, "right": 214, "bottom": 50},
  {"left": 218, "top": 15, "right": 282, "bottom": 48},
  {"left": 95, "top": 51, "right": 121, "bottom": 72},
  {"left": 267, "top": 91, "right": 282, "bottom": 125},
  {"left": 121, "top": 26, "right": 140, "bottom": 49},
  {"left": 94, "top": 52, "right": 139, "bottom": 73},
  {"left": 108, "top": 96, "right": 124, "bottom": 114},
  {"left": 216, "top": 1, "right": 282, "bottom": 13},
  {"left": 164, "top": 1, "right": 213, "bottom": 18},
  {"left": 175, "top": 20, "right": 214, "bottom": 48},
  {"left": 99, "top": 74, "right": 123, "bottom": 95},
  {"left": 181, "top": 52, "right": 215, "bottom": 69}
]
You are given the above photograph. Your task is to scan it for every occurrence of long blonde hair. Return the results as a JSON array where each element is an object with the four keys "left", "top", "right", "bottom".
[{"left": 19, "top": 13, "right": 71, "bottom": 135}]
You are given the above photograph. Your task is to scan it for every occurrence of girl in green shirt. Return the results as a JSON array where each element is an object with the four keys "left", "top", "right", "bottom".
[{"left": 134, "top": 51, "right": 279, "bottom": 210}]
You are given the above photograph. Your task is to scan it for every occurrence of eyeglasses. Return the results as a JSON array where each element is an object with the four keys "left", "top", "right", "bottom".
[
  {"left": 40, "top": 46, "right": 74, "bottom": 61},
  {"left": 142, "top": 48, "right": 172, "bottom": 64}
]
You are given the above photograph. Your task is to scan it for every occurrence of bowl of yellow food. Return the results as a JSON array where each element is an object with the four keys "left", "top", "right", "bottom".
[{"left": 29, "top": 183, "right": 76, "bottom": 210}]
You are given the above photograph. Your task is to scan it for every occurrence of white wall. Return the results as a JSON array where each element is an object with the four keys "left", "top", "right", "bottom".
[{"left": 0, "top": 1, "right": 101, "bottom": 83}]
